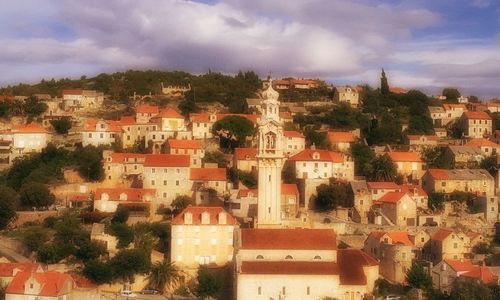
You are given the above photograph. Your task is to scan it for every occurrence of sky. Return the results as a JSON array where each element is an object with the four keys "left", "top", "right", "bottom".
[{"left": 0, "top": 0, "right": 499, "bottom": 98}]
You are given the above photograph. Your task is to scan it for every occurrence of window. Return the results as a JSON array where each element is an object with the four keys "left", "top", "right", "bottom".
[
  {"left": 313, "top": 255, "right": 321, "bottom": 260},
  {"left": 30, "top": 283, "right": 33, "bottom": 289},
  {"left": 441, "top": 182, "right": 446, "bottom": 187},
  {"left": 176, "top": 180, "right": 180, "bottom": 186},
  {"left": 151, "top": 180, "right": 155, "bottom": 186},
  {"left": 152, "top": 168, "right": 155, "bottom": 174},
  {"left": 164, "top": 168, "right": 168, "bottom": 173},
  {"left": 164, "top": 180, "right": 167, "bottom": 186},
  {"left": 100, "top": 133, "right": 104, "bottom": 138},
  {"left": 360, "top": 199, "right": 364, "bottom": 205},
  {"left": 307, "top": 286, "right": 310, "bottom": 295},
  {"left": 421, "top": 237, "right": 425, "bottom": 242},
  {"left": 282, "top": 287, "right": 286, "bottom": 295},
  {"left": 285, "top": 255, "right": 293, "bottom": 260},
  {"left": 258, "top": 287, "right": 262, "bottom": 295},
  {"left": 256, "top": 255, "right": 264, "bottom": 260},
  {"left": 454, "top": 243, "right": 458, "bottom": 249}
]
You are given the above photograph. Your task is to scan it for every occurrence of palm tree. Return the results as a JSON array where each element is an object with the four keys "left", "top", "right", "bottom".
[
  {"left": 146, "top": 260, "right": 184, "bottom": 293},
  {"left": 370, "top": 154, "right": 397, "bottom": 181}
]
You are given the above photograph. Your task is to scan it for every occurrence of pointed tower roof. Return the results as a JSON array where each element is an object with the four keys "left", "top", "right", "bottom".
[{"left": 261, "top": 79, "right": 279, "bottom": 101}]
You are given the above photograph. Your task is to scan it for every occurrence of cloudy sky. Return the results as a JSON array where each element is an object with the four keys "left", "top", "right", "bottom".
[{"left": 1, "top": 0, "right": 499, "bottom": 97}]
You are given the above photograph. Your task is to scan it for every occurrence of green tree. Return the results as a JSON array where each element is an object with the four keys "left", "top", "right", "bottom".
[
  {"left": 314, "top": 183, "right": 351, "bottom": 211},
  {"left": 480, "top": 156, "right": 498, "bottom": 177},
  {"left": 178, "top": 99, "right": 199, "bottom": 116},
  {"left": 22, "top": 227, "right": 49, "bottom": 252},
  {"left": 171, "top": 195, "right": 193, "bottom": 216},
  {"left": 110, "top": 249, "right": 151, "bottom": 282},
  {"left": 380, "top": 69, "right": 390, "bottom": 95},
  {"left": 23, "top": 96, "right": 47, "bottom": 120},
  {"left": 203, "top": 151, "right": 228, "bottom": 168},
  {"left": 469, "top": 95, "right": 480, "bottom": 103},
  {"left": 442, "top": 88, "right": 461, "bottom": 101},
  {"left": 369, "top": 155, "right": 397, "bottom": 182},
  {"left": 429, "top": 192, "right": 445, "bottom": 210},
  {"left": 147, "top": 260, "right": 184, "bottom": 293},
  {"left": 472, "top": 242, "right": 492, "bottom": 255},
  {"left": 73, "top": 145, "right": 104, "bottom": 181},
  {"left": 36, "top": 243, "right": 62, "bottom": 264},
  {"left": 406, "top": 262, "right": 432, "bottom": 291},
  {"left": 422, "top": 147, "right": 453, "bottom": 169},
  {"left": 111, "top": 206, "right": 129, "bottom": 223},
  {"left": 304, "top": 128, "right": 330, "bottom": 149},
  {"left": 282, "top": 162, "right": 296, "bottom": 184},
  {"left": 238, "top": 170, "right": 257, "bottom": 189},
  {"left": 107, "top": 223, "right": 134, "bottom": 248},
  {"left": 50, "top": 117, "right": 72, "bottom": 134},
  {"left": 195, "top": 266, "right": 223, "bottom": 299},
  {"left": 449, "top": 279, "right": 494, "bottom": 300},
  {"left": 19, "top": 182, "right": 55, "bottom": 209},
  {"left": 212, "top": 116, "right": 254, "bottom": 149},
  {"left": 351, "top": 143, "right": 375, "bottom": 177},
  {"left": 75, "top": 240, "right": 107, "bottom": 262},
  {"left": 83, "top": 260, "right": 114, "bottom": 284},
  {"left": 0, "top": 185, "right": 19, "bottom": 229}
]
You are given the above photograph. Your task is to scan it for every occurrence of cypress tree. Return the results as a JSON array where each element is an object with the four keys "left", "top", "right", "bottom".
[{"left": 380, "top": 68, "right": 390, "bottom": 95}]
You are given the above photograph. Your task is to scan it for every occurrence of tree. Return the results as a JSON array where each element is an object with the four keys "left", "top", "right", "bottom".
[
  {"left": 304, "top": 128, "right": 330, "bottom": 149},
  {"left": 380, "top": 69, "right": 390, "bottom": 95},
  {"left": 369, "top": 155, "right": 397, "bottom": 181},
  {"left": 442, "top": 88, "right": 461, "bottom": 101},
  {"left": 36, "top": 243, "right": 62, "bottom": 264},
  {"left": 111, "top": 206, "right": 129, "bottom": 223},
  {"left": 449, "top": 279, "right": 494, "bottom": 300},
  {"left": 83, "top": 260, "right": 114, "bottom": 284},
  {"left": 203, "top": 151, "right": 228, "bottom": 168},
  {"left": 195, "top": 266, "right": 223, "bottom": 299},
  {"left": 351, "top": 143, "right": 375, "bottom": 177},
  {"left": 407, "top": 114, "right": 434, "bottom": 135},
  {"left": 75, "top": 240, "right": 107, "bottom": 262},
  {"left": 107, "top": 223, "right": 134, "bottom": 248},
  {"left": 480, "top": 156, "right": 498, "bottom": 177},
  {"left": 429, "top": 193, "right": 445, "bottom": 211},
  {"left": 147, "top": 260, "right": 184, "bottom": 293},
  {"left": 212, "top": 116, "right": 254, "bottom": 149},
  {"left": 238, "top": 170, "right": 257, "bottom": 189},
  {"left": 110, "top": 249, "right": 151, "bottom": 282},
  {"left": 50, "top": 117, "right": 72, "bottom": 134},
  {"left": 178, "top": 99, "right": 199, "bottom": 116},
  {"left": 171, "top": 196, "right": 193, "bottom": 216},
  {"left": 469, "top": 95, "right": 480, "bottom": 103},
  {"left": 22, "top": 227, "right": 49, "bottom": 252},
  {"left": 19, "top": 182, "right": 55, "bottom": 209},
  {"left": 472, "top": 242, "right": 492, "bottom": 255},
  {"left": 0, "top": 185, "right": 19, "bottom": 229},
  {"left": 73, "top": 145, "right": 104, "bottom": 181},
  {"left": 406, "top": 262, "right": 432, "bottom": 291},
  {"left": 314, "top": 183, "right": 351, "bottom": 211},
  {"left": 282, "top": 162, "right": 296, "bottom": 184},
  {"left": 422, "top": 147, "right": 453, "bottom": 169},
  {"left": 23, "top": 96, "right": 47, "bottom": 120}
]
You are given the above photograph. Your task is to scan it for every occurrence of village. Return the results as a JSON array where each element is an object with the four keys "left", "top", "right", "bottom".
[{"left": 0, "top": 70, "right": 498, "bottom": 300}]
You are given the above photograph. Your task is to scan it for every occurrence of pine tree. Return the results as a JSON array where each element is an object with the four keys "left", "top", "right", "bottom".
[{"left": 380, "top": 68, "right": 390, "bottom": 95}]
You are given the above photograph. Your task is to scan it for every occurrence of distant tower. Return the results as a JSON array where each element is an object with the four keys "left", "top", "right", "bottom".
[{"left": 256, "top": 79, "right": 285, "bottom": 228}]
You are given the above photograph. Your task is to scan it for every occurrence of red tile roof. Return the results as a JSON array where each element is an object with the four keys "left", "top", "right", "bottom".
[
  {"left": 463, "top": 111, "right": 491, "bottom": 120},
  {"left": 367, "top": 182, "right": 400, "bottom": 190},
  {"left": 281, "top": 183, "right": 299, "bottom": 196},
  {"left": 95, "top": 188, "right": 156, "bottom": 202},
  {"left": 234, "top": 147, "right": 257, "bottom": 160},
  {"left": 6, "top": 271, "right": 73, "bottom": 297},
  {"left": 83, "top": 118, "right": 122, "bottom": 132},
  {"left": 327, "top": 131, "right": 356, "bottom": 143},
  {"left": 432, "top": 229, "right": 453, "bottom": 241},
  {"left": 190, "top": 168, "right": 227, "bottom": 181},
  {"left": 171, "top": 206, "right": 236, "bottom": 225},
  {"left": 400, "top": 185, "right": 428, "bottom": 197},
  {"left": 427, "top": 169, "right": 450, "bottom": 180},
  {"left": 167, "top": 139, "right": 202, "bottom": 149},
  {"left": 156, "top": 107, "right": 184, "bottom": 119},
  {"left": 240, "top": 261, "right": 339, "bottom": 275},
  {"left": 288, "top": 149, "right": 344, "bottom": 163},
  {"left": 66, "top": 271, "right": 98, "bottom": 289},
  {"left": 108, "top": 152, "right": 147, "bottom": 163},
  {"left": 444, "top": 259, "right": 475, "bottom": 272},
  {"left": 12, "top": 123, "right": 47, "bottom": 134},
  {"left": 144, "top": 154, "right": 190, "bottom": 167},
  {"left": 465, "top": 138, "right": 499, "bottom": 148},
  {"left": 337, "top": 249, "right": 378, "bottom": 285},
  {"left": 189, "top": 112, "right": 212, "bottom": 123},
  {"left": 283, "top": 130, "right": 304, "bottom": 138},
  {"left": 467, "top": 232, "right": 481, "bottom": 241},
  {"left": 237, "top": 189, "right": 258, "bottom": 198},
  {"left": 461, "top": 266, "right": 495, "bottom": 284},
  {"left": 375, "top": 192, "right": 408, "bottom": 204},
  {"left": 135, "top": 104, "right": 159, "bottom": 114},
  {"left": 0, "top": 263, "right": 39, "bottom": 277},
  {"left": 387, "top": 151, "right": 422, "bottom": 162},
  {"left": 240, "top": 229, "right": 336, "bottom": 250},
  {"left": 368, "top": 230, "right": 413, "bottom": 246},
  {"left": 117, "top": 116, "right": 136, "bottom": 126}
]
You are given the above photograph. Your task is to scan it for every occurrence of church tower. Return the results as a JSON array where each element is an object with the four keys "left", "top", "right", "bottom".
[{"left": 256, "top": 80, "right": 284, "bottom": 228}]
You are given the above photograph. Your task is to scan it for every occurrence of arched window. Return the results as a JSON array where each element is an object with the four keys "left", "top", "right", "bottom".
[
  {"left": 313, "top": 255, "right": 321, "bottom": 260},
  {"left": 285, "top": 255, "right": 293, "bottom": 260},
  {"left": 256, "top": 255, "right": 264, "bottom": 260}
]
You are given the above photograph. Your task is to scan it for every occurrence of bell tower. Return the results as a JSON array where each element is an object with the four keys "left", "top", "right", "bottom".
[{"left": 256, "top": 79, "right": 284, "bottom": 228}]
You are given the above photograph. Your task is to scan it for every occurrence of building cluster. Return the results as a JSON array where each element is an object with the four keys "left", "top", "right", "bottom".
[{"left": 0, "top": 78, "right": 499, "bottom": 300}]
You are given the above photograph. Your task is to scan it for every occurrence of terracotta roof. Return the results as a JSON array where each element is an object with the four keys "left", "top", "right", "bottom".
[
  {"left": 467, "top": 232, "right": 481, "bottom": 241},
  {"left": 12, "top": 123, "right": 47, "bottom": 134},
  {"left": 281, "top": 183, "right": 299, "bottom": 196},
  {"left": 389, "top": 87, "right": 407, "bottom": 94},
  {"left": 240, "top": 261, "right": 339, "bottom": 275},
  {"left": 6, "top": 271, "right": 72, "bottom": 297},
  {"left": 465, "top": 138, "right": 499, "bottom": 148},
  {"left": 240, "top": 229, "right": 336, "bottom": 250},
  {"left": 283, "top": 130, "right": 304, "bottom": 138},
  {"left": 0, "top": 263, "right": 39, "bottom": 277},
  {"left": 337, "top": 249, "right": 378, "bottom": 285},
  {"left": 444, "top": 259, "right": 475, "bottom": 272},
  {"left": 426, "top": 168, "right": 493, "bottom": 180},
  {"left": 463, "top": 111, "right": 491, "bottom": 120},
  {"left": 156, "top": 107, "right": 184, "bottom": 119},
  {"left": 234, "top": 147, "right": 257, "bottom": 160},
  {"left": 461, "top": 266, "right": 495, "bottom": 284},
  {"left": 367, "top": 182, "right": 400, "bottom": 190},
  {"left": 189, "top": 112, "right": 212, "bottom": 123},
  {"left": 190, "top": 168, "right": 227, "bottom": 181},
  {"left": 108, "top": 152, "right": 147, "bottom": 163},
  {"left": 144, "top": 154, "right": 190, "bottom": 167},
  {"left": 167, "top": 139, "right": 202, "bottom": 149},
  {"left": 368, "top": 230, "right": 413, "bottom": 246},
  {"left": 136, "top": 104, "right": 159, "bottom": 114},
  {"left": 327, "top": 131, "right": 356, "bottom": 143},
  {"left": 62, "top": 89, "right": 83, "bottom": 95},
  {"left": 387, "top": 151, "right": 422, "bottom": 162},
  {"left": 95, "top": 188, "right": 156, "bottom": 202},
  {"left": 432, "top": 229, "right": 453, "bottom": 241},
  {"left": 400, "top": 185, "right": 428, "bottom": 197},
  {"left": 288, "top": 149, "right": 344, "bottom": 163},
  {"left": 171, "top": 206, "right": 236, "bottom": 225},
  {"left": 66, "top": 271, "right": 98, "bottom": 288},
  {"left": 426, "top": 169, "right": 450, "bottom": 180},
  {"left": 375, "top": 192, "right": 408, "bottom": 204},
  {"left": 83, "top": 118, "right": 122, "bottom": 132}
]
